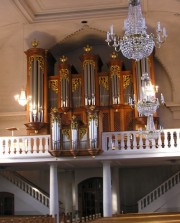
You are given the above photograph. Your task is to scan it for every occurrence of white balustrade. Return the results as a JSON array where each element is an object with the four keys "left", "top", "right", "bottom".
[
  {"left": 0, "top": 129, "right": 180, "bottom": 159},
  {"left": 0, "top": 135, "right": 51, "bottom": 157},
  {"left": 138, "top": 171, "right": 180, "bottom": 212},
  {"left": 0, "top": 170, "right": 49, "bottom": 207},
  {"left": 102, "top": 129, "right": 180, "bottom": 154}
]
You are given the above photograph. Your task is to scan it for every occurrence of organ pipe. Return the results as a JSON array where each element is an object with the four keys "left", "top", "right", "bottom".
[
  {"left": 59, "top": 56, "right": 71, "bottom": 112},
  {"left": 108, "top": 52, "right": 122, "bottom": 106},
  {"left": 88, "top": 112, "right": 98, "bottom": 149},
  {"left": 50, "top": 109, "right": 61, "bottom": 150},
  {"left": 71, "top": 116, "right": 78, "bottom": 150},
  {"left": 29, "top": 56, "right": 44, "bottom": 122}
]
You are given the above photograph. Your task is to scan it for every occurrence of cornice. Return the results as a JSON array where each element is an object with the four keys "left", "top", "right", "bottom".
[
  {"left": 12, "top": 0, "right": 128, "bottom": 23},
  {"left": 0, "top": 111, "right": 26, "bottom": 121},
  {"left": 166, "top": 102, "right": 180, "bottom": 119}
]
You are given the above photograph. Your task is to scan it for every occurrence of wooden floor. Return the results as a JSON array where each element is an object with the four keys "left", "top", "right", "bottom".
[{"left": 93, "top": 213, "right": 180, "bottom": 223}]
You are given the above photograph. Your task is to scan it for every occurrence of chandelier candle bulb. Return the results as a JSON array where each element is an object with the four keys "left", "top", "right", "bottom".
[
  {"left": 161, "top": 93, "right": 165, "bottom": 103},
  {"left": 110, "top": 25, "right": 114, "bottom": 35},
  {"left": 163, "top": 27, "right": 167, "bottom": 38},
  {"left": 157, "top": 21, "right": 161, "bottom": 32}
]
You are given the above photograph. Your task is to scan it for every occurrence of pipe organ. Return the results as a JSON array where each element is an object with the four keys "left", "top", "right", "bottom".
[{"left": 25, "top": 42, "right": 156, "bottom": 157}]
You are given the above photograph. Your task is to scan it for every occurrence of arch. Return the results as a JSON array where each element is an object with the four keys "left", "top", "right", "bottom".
[
  {"left": 0, "top": 192, "right": 14, "bottom": 215},
  {"left": 78, "top": 177, "right": 103, "bottom": 218}
]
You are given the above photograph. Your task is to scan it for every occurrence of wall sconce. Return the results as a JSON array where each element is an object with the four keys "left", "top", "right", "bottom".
[{"left": 14, "top": 89, "right": 31, "bottom": 106}]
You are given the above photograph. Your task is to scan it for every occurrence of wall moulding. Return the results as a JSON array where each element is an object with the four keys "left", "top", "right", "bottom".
[
  {"left": 166, "top": 102, "right": 180, "bottom": 120},
  {"left": 0, "top": 112, "right": 26, "bottom": 121}
]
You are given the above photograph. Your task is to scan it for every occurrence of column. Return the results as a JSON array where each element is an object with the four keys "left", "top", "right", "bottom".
[
  {"left": 49, "top": 163, "right": 59, "bottom": 223},
  {"left": 103, "top": 161, "right": 112, "bottom": 217},
  {"left": 112, "top": 167, "right": 120, "bottom": 214}
]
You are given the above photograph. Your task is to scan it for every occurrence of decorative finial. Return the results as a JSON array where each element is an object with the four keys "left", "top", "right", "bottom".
[
  {"left": 31, "top": 39, "right": 39, "bottom": 48},
  {"left": 60, "top": 55, "right": 67, "bottom": 63},
  {"left": 84, "top": 45, "right": 92, "bottom": 53},
  {"left": 111, "top": 52, "right": 118, "bottom": 59}
]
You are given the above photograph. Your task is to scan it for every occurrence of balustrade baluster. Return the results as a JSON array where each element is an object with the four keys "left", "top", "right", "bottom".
[
  {"left": 121, "top": 133, "right": 125, "bottom": 150},
  {"left": 10, "top": 138, "right": 14, "bottom": 154},
  {"left": 39, "top": 137, "right": 43, "bottom": 153},
  {"left": 26, "top": 138, "right": 31, "bottom": 154},
  {"left": 45, "top": 136, "right": 49, "bottom": 152},
  {"left": 34, "top": 138, "right": 38, "bottom": 152},
  {"left": 145, "top": 138, "right": 150, "bottom": 150},
  {"left": 126, "top": 133, "right": 131, "bottom": 150},
  {"left": 114, "top": 134, "right": 118, "bottom": 149},
  {"left": 157, "top": 133, "right": 162, "bottom": 149},
  {"left": 16, "top": 138, "right": 20, "bottom": 153},
  {"left": 151, "top": 139, "right": 156, "bottom": 150},
  {"left": 176, "top": 130, "right": 180, "bottom": 148},
  {"left": 163, "top": 131, "right": 169, "bottom": 149},
  {"left": 138, "top": 132, "right": 143, "bottom": 150}
]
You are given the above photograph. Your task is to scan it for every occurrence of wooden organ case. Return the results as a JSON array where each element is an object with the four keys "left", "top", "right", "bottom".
[
  {"left": 24, "top": 40, "right": 56, "bottom": 135},
  {"left": 47, "top": 46, "right": 135, "bottom": 157},
  {"left": 25, "top": 42, "right": 157, "bottom": 157}
]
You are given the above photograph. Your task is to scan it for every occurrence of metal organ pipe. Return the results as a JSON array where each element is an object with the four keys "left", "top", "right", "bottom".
[
  {"left": 88, "top": 114, "right": 98, "bottom": 149},
  {"left": 112, "top": 73, "right": 120, "bottom": 105},
  {"left": 91, "top": 64, "right": 95, "bottom": 105},
  {"left": 29, "top": 57, "right": 44, "bottom": 123},
  {"left": 71, "top": 129, "right": 78, "bottom": 150},
  {"left": 60, "top": 69, "right": 69, "bottom": 108},
  {"left": 84, "top": 62, "right": 95, "bottom": 106},
  {"left": 51, "top": 112, "right": 61, "bottom": 150}
]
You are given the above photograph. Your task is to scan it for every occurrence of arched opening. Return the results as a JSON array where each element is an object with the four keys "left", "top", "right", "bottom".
[
  {"left": 0, "top": 192, "right": 14, "bottom": 215},
  {"left": 78, "top": 177, "right": 103, "bottom": 217}
]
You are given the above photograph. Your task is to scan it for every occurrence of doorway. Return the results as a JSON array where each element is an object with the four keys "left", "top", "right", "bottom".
[
  {"left": 78, "top": 177, "right": 103, "bottom": 217},
  {"left": 0, "top": 192, "right": 14, "bottom": 215}
]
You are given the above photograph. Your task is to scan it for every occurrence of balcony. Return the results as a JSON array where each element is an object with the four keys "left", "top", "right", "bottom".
[{"left": 0, "top": 129, "right": 180, "bottom": 163}]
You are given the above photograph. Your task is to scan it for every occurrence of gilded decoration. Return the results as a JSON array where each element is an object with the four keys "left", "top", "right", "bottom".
[
  {"left": 62, "top": 129, "right": 71, "bottom": 140},
  {"left": 99, "top": 76, "right": 109, "bottom": 90},
  {"left": 83, "top": 60, "right": 95, "bottom": 68},
  {"left": 50, "top": 110, "right": 61, "bottom": 128},
  {"left": 110, "top": 65, "right": 120, "bottom": 78},
  {"left": 79, "top": 128, "right": 87, "bottom": 140},
  {"left": 60, "top": 55, "right": 67, "bottom": 63},
  {"left": 84, "top": 45, "right": 92, "bottom": 53},
  {"left": 111, "top": 52, "right": 118, "bottom": 59},
  {"left": 49, "top": 80, "right": 58, "bottom": 93},
  {"left": 29, "top": 56, "right": 44, "bottom": 72},
  {"left": 123, "top": 75, "right": 131, "bottom": 89},
  {"left": 88, "top": 114, "right": 98, "bottom": 126},
  {"left": 72, "top": 78, "right": 81, "bottom": 92},
  {"left": 60, "top": 69, "right": 69, "bottom": 81},
  {"left": 31, "top": 39, "right": 39, "bottom": 48},
  {"left": 71, "top": 116, "right": 78, "bottom": 129}
]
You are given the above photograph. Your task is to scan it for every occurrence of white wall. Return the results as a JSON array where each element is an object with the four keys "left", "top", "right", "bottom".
[{"left": 0, "top": 175, "right": 49, "bottom": 215}]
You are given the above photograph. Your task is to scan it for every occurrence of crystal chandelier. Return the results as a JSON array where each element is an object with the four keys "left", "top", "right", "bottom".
[
  {"left": 140, "top": 115, "right": 161, "bottom": 141},
  {"left": 105, "top": 0, "right": 167, "bottom": 61},
  {"left": 129, "top": 73, "right": 164, "bottom": 116},
  {"left": 129, "top": 73, "right": 164, "bottom": 140},
  {"left": 14, "top": 89, "right": 31, "bottom": 106}
]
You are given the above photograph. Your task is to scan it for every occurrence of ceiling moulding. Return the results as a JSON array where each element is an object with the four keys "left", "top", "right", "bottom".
[
  {"left": 11, "top": 0, "right": 35, "bottom": 23},
  {"left": 12, "top": 0, "right": 128, "bottom": 23}
]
